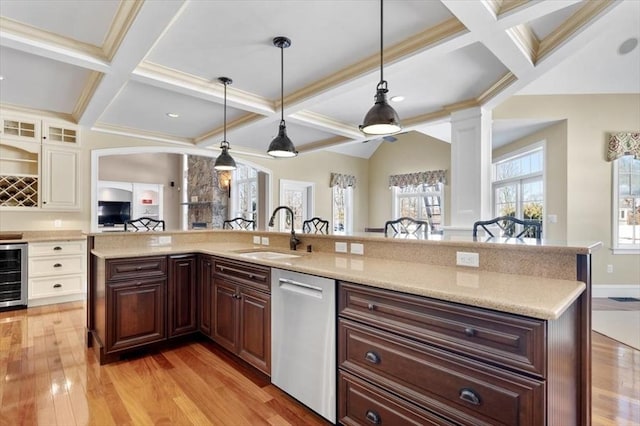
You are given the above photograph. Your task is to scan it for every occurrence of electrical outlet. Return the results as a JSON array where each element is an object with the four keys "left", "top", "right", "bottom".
[
  {"left": 607, "top": 264, "right": 613, "bottom": 273},
  {"left": 158, "top": 236, "right": 172, "bottom": 246},
  {"left": 261, "top": 237, "right": 269, "bottom": 246},
  {"left": 456, "top": 251, "right": 479, "bottom": 267},
  {"left": 335, "top": 242, "right": 348, "bottom": 253},
  {"left": 253, "top": 235, "right": 261, "bottom": 244},
  {"left": 53, "top": 219, "right": 62, "bottom": 228},
  {"left": 350, "top": 243, "right": 364, "bottom": 255}
]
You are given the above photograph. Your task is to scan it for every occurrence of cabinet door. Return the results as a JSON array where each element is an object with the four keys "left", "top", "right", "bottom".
[
  {"left": 168, "top": 255, "right": 197, "bottom": 338},
  {"left": 0, "top": 115, "right": 40, "bottom": 144},
  {"left": 238, "top": 286, "right": 271, "bottom": 375},
  {"left": 107, "top": 278, "right": 166, "bottom": 353},
  {"left": 213, "top": 279, "right": 239, "bottom": 353},
  {"left": 41, "top": 146, "right": 80, "bottom": 210},
  {"left": 42, "top": 121, "right": 79, "bottom": 146},
  {"left": 198, "top": 256, "right": 214, "bottom": 336}
]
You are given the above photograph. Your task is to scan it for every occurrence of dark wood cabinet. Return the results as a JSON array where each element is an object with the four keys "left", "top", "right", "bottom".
[
  {"left": 168, "top": 255, "right": 197, "bottom": 338},
  {"left": 212, "top": 258, "right": 271, "bottom": 375},
  {"left": 198, "top": 255, "right": 214, "bottom": 337},
  {"left": 337, "top": 281, "right": 580, "bottom": 426},
  {"left": 107, "top": 277, "right": 166, "bottom": 352}
]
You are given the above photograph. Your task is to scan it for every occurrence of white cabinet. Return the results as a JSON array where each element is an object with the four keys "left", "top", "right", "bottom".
[
  {"left": 42, "top": 120, "right": 80, "bottom": 147},
  {"left": 28, "top": 239, "right": 87, "bottom": 306},
  {"left": 0, "top": 112, "right": 81, "bottom": 211},
  {"left": 0, "top": 114, "right": 41, "bottom": 144},
  {"left": 41, "top": 146, "right": 80, "bottom": 210}
]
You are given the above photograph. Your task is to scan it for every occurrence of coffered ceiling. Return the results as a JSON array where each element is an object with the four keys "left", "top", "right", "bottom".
[{"left": 1, "top": 0, "right": 638, "bottom": 159}]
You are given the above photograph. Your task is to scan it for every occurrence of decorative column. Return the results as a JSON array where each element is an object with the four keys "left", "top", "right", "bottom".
[{"left": 448, "top": 107, "right": 492, "bottom": 230}]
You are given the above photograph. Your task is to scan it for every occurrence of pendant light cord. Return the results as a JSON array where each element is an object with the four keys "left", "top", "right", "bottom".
[
  {"left": 379, "top": 0, "right": 384, "bottom": 85},
  {"left": 223, "top": 80, "right": 227, "bottom": 142},
  {"left": 280, "top": 44, "right": 285, "bottom": 124}
]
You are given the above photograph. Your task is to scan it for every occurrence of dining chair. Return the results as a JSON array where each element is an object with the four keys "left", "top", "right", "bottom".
[
  {"left": 124, "top": 217, "right": 165, "bottom": 232},
  {"left": 223, "top": 217, "right": 256, "bottom": 230},
  {"left": 384, "top": 217, "right": 429, "bottom": 237},
  {"left": 472, "top": 216, "right": 542, "bottom": 240},
  {"left": 302, "top": 217, "right": 329, "bottom": 234}
]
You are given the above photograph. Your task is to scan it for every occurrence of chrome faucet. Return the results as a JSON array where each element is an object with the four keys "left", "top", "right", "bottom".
[{"left": 268, "top": 206, "right": 301, "bottom": 251}]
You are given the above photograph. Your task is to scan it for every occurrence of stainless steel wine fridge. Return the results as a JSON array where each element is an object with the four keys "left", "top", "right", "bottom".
[{"left": 0, "top": 243, "right": 27, "bottom": 309}]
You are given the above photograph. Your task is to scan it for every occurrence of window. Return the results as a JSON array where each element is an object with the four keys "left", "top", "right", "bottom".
[
  {"left": 613, "top": 155, "right": 640, "bottom": 251},
  {"left": 332, "top": 186, "right": 353, "bottom": 234},
  {"left": 279, "top": 180, "right": 314, "bottom": 232},
  {"left": 392, "top": 183, "right": 444, "bottom": 233},
  {"left": 492, "top": 145, "right": 544, "bottom": 226},
  {"left": 231, "top": 164, "right": 258, "bottom": 220}
]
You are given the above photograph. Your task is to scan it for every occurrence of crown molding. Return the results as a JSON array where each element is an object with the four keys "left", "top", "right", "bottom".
[
  {"left": 102, "top": 0, "right": 145, "bottom": 60},
  {"left": 91, "top": 122, "right": 194, "bottom": 146},
  {"left": 0, "top": 103, "right": 75, "bottom": 122},
  {"left": 72, "top": 71, "right": 104, "bottom": 122},
  {"left": 194, "top": 112, "right": 265, "bottom": 146},
  {"left": 288, "top": 111, "right": 361, "bottom": 139},
  {"left": 477, "top": 72, "right": 518, "bottom": 105},
  {"left": 506, "top": 24, "right": 538, "bottom": 65}
]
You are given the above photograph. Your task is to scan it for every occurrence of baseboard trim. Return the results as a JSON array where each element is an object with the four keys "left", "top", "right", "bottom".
[{"left": 592, "top": 284, "right": 640, "bottom": 298}]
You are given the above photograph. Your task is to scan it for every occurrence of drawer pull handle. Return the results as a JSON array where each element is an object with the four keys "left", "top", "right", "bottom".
[
  {"left": 53, "top": 263, "right": 62, "bottom": 268},
  {"left": 136, "top": 266, "right": 142, "bottom": 270},
  {"left": 464, "top": 327, "right": 476, "bottom": 337},
  {"left": 53, "top": 246, "right": 62, "bottom": 251},
  {"left": 367, "top": 303, "right": 375, "bottom": 311},
  {"left": 365, "top": 410, "right": 381, "bottom": 424},
  {"left": 53, "top": 284, "right": 62, "bottom": 288},
  {"left": 364, "top": 351, "right": 380, "bottom": 364},
  {"left": 459, "top": 388, "right": 481, "bottom": 406}
]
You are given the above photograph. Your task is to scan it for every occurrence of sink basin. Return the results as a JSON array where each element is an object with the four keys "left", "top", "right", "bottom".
[{"left": 237, "top": 251, "right": 302, "bottom": 260}]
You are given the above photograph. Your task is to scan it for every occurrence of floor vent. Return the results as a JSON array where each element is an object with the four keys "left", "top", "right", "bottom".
[{"left": 608, "top": 297, "right": 640, "bottom": 302}]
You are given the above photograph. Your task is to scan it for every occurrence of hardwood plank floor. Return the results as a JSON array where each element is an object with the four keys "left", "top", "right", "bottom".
[{"left": 1, "top": 299, "right": 638, "bottom": 425}]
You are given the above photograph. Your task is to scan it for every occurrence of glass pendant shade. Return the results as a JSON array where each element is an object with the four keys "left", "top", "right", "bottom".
[
  {"left": 360, "top": 84, "right": 401, "bottom": 135},
  {"left": 268, "top": 121, "right": 297, "bottom": 158},
  {"left": 214, "top": 142, "right": 236, "bottom": 170},
  {"left": 214, "top": 76, "right": 237, "bottom": 171}
]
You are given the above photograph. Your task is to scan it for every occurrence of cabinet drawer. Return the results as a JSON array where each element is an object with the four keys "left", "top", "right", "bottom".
[
  {"left": 213, "top": 258, "right": 270, "bottom": 292},
  {"left": 339, "top": 281, "right": 546, "bottom": 377},
  {"left": 106, "top": 256, "right": 167, "bottom": 281},
  {"left": 339, "top": 319, "right": 545, "bottom": 426},
  {"left": 29, "top": 240, "right": 85, "bottom": 256},
  {"left": 30, "top": 254, "right": 84, "bottom": 276},
  {"left": 30, "top": 274, "right": 84, "bottom": 299},
  {"left": 339, "top": 371, "right": 454, "bottom": 426}
]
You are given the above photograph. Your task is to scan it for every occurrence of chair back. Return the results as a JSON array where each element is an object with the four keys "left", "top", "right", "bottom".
[
  {"left": 302, "top": 217, "right": 329, "bottom": 234},
  {"left": 384, "top": 217, "right": 429, "bottom": 237},
  {"left": 125, "top": 217, "right": 165, "bottom": 232},
  {"left": 223, "top": 217, "right": 256, "bottom": 230},
  {"left": 472, "top": 216, "right": 542, "bottom": 239}
]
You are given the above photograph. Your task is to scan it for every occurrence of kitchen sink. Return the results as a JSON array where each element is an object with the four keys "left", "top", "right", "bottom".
[{"left": 235, "top": 250, "right": 302, "bottom": 260}]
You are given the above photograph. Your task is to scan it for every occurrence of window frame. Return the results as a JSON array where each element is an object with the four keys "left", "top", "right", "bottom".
[
  {"left": 332, "top": 185, "right": 353, "bottom": 235},
  {"left": 391, "top": 182, "right": 444, "bottom": 233},
  {"left": 230, "top": 164, "right": 258, "bottom": 221},
  {"left": 492, "top": 142, "right": 545, "bottom": 224},
  {"left": 611, "top": 155, "right": 640, "bottom": 254}
]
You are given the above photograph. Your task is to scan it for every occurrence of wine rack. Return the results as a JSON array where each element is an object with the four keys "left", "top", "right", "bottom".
[{"left": 0, "top": 175, "right": 39, "bottom": 207}]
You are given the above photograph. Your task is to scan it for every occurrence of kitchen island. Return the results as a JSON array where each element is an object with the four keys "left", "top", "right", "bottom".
[{"left": 87, "top": 230, "right": 598, "bottom": 425}]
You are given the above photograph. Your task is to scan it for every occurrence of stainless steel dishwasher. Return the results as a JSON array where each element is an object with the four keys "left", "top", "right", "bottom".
[{"left": 271, "top": 268, "right": 336, "bottom": 423}]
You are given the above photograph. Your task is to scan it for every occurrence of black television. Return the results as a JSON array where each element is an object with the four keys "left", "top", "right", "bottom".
[{"left": 98, "top": 201, "right": 131, "bottom": 226}]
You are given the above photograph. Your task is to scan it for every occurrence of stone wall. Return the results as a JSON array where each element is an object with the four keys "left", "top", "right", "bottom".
[{"left": 187, "top": 155, "right": 228, "bottom": 229}]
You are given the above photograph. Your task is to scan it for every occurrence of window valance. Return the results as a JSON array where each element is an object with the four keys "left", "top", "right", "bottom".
[
  {"left": 607, "top": 132, "right": 639, "bottom": 161},
  {"left": 330, "top": 172, "right": 356, "bottom": 189},
  {"left": 389, "top": 170, "right": 447, "bottom": 188}
]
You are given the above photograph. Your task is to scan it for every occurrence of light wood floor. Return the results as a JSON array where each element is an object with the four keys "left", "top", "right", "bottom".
[{"left": 0, "top": 299, "right": 638, "bottom": 425}]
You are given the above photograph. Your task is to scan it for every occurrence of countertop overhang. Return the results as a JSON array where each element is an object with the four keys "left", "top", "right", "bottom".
[{"left": 91, "top": 240, "right": 586, "bottom": 321}]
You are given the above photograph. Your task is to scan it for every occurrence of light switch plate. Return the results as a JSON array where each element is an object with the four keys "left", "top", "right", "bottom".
[
  {"left": 335, "top": 242, "right": 347, "bottom": 253},
  {"left": 350, "top": 243, "right": 364, "bottom": 255},
  {"left": 253, "top": 235, "right": 261, "bottom": 244},
  {"left": 261, "top": 237, "right": 270, "bottom": 246}
]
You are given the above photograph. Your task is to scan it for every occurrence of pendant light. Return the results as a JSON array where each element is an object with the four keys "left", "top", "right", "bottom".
[
  {"left": 214, "top": 77, "right": 237, "bottom": 171},
  {"left": 267, "top": 36, "right": 298, "bottom": 158},
  {"left": 359, "top": 0, "right": 402, "bottom": 135}
]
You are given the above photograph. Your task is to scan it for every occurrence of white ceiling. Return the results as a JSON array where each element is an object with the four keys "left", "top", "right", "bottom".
[{"left": 1, "top": 0, "right": 638, "bottom": 159}]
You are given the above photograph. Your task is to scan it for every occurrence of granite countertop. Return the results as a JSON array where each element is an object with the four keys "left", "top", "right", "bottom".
[
  {"left": 91, "top": 241, "right": 586, "bottom": 321},
  {"left": 0, "top": 231, "right": 86, "bottom": 244}
]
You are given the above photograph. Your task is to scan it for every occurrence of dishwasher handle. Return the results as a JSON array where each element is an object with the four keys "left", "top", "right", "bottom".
[{"left": 278, "top": 277, "right": 324, "bottom": 299}]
